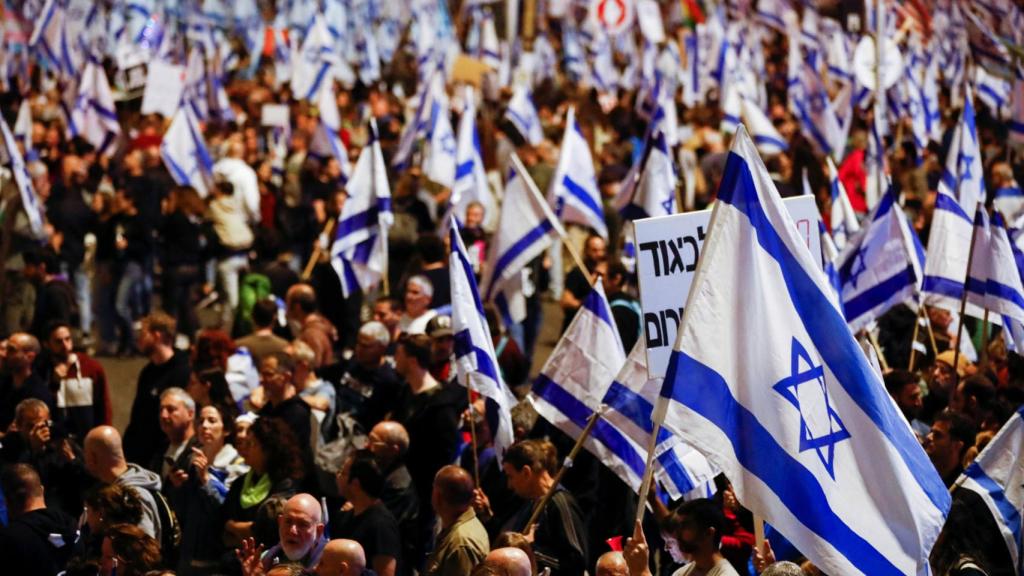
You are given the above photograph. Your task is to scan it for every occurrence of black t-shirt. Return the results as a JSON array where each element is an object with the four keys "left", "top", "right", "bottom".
[
  {"left": 332, "top": 502, "right": 403, "bottom": 573},
  {"left": 562, "top": 267, "right": 593, "bottom": 331},
  {"left": 260, "top": 395, "right": 314, "bottom": 464},
  {"left": 123, "top": 351, "right": 191, "bottom": 466},
  {"left": 320, "top": 360, "right": 403, "bottom": 432},
  {"left": 421, "top": 266, "right": 451, "bottom": 309}
]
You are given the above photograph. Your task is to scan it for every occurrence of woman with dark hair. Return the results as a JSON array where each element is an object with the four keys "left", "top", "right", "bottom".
[
  {"left": 495, "top": 439, "right": 588, "bottom": 576},
  {"left": 221, "top": 416, "right": 303, "bottom": 549},
  {"left": 100, "top": 524, "right": 162, "bottom": 576},
  {"left": 161, "top": 185, "right": 207, "bottom": 344},
  {"left": 187, "top": 368, "right": 237, "bottom": 411},
  {"left": 72, "top": 483, "right": 146, "bottom": 568},
  {"left": 193, "top": 328, "right": 237, "bottom": 372}
]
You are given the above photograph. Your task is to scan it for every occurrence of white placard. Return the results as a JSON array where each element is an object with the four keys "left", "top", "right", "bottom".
[
  {"left": 260, "top": 104, "right": 291, "bottom": 128},
  {"left": 636, "top": 0, "right": 666, "bottom": 44},
  {"left": 590, "top": 0, "right": 636, "bottom": 37},
  {"left": 634, "top": 195, "right": 823, "bottom": 377},
  {"left": 140, "top": 60, "right": 184, "bottom": 118}
]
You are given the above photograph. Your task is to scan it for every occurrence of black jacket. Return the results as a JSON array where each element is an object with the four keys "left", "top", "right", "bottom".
[{"left": 0, "top": 507, "right": 79, "bottom": 575}]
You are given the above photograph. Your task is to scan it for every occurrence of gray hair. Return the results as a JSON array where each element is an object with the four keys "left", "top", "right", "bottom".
[
  {"left": 14, "top": 398, "right": 48, "bottom": 426},
  {"left": 762, "top": 561, "right": 804, "bottom": 576},
  {"left": 359, "top": 321, "right": 391, "bottom": 346},
  {"left": 160, "top": 387, "right": 196, "bottom": 413},
  {"left": 291, "top": 339, "right": 317, "bottom": 368},
  {"left": 407, "top": 275, "right": 434, "bottom": 298},
  {"left": 28, "top": 161, "right": 48, "bottom": 179}
]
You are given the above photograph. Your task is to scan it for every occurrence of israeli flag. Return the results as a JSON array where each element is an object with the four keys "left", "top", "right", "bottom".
[
  {"left": 161, "top": 105, "right": 214, "bottom": 198},
  {"left": 70, "top": 61, "right": 120, "bottom": 155},
  {"left": 0, "top": 115, "right": 45, "bottom": 239},
  {"left": 741, "top": 96, "right": 788, "bottom": 155},
  {"left": 308, "top": 79, "right": 351, "bottom": 183},
  {"left": 654, "top": 125, "right": 950, "bottom": 576},
  {"left": 504, "top": 86, "right": 543, "bottom": 146},
  {"left": 549, "top": 107, "right": 607, "bottom": 239},
  {"left": 789, "top": 61, "right": 844, "bottom": 158},
  {"left": 331, "top": 121, "right": 393, "bottom": 298},
  {"left": 923, "top": 96, "right": 986, "bottom": 313},
  {"left": 30, "top": 0, "right": 75, "bottom": 78},
  {"left": 291, "top": 13, "right": 337, "bottom": 102},
  {"left": 995, "top": 184, "right": 1024, "bottom": 222},
  {"left": 449, "top": 217, "right": 516, "bottom": 456},
  {"left": 480, "top": 160, "right": 558, "bottom": 325},
  {"left": 530, "top": 282, "right": 649, "bottom": 491},
  {"left": 448, "top": 88, "right": 495, "bottom": 226},
  {"left": 602, "top": 340, "right": 718, "bottom": 499},
  {"left": 424, "top": 88, "right": 457, "bottom": 189},
  {"left": 828, "top": 157, "right": 860, "bottom": 249},
  {"left": 14, "top": 100, "right": 34, "bottom": 162},
  {"left": 966, "top": 211, "right": 994, "bottom": 310},
  {"left": 976, "top": 67, "right": 1012, "bottom": 117},
  {"left": 953, "top": 406, "right": 1024, "bottom": 572},
  {"left": 617, "top": 131, "right": 677, "bottom": 220},
  {"left": 836, "top": 187, "right": 926, "bottom": 333},
  {"left": 980, "top": 212, "right": 1024, "bottom": 325},
  {"left": 393, "top": 66, "right": 442, "bottom": 171}
]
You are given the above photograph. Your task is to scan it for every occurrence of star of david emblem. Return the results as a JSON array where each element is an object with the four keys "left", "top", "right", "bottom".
[
  {"left": 772, "top": 337, "right": 851, "bottom": 480},
  {"left": 661, "top": 195, "right": 674, "bottom": 215},
  {"left": 906, "top": 99, "right": 920, "bottom": 118},
  {"left": 440, "top": 133, "right": 456, "bottom": 156},
  {"left": 958, "top": 151, "right": 975, "bottom": 182},
  {"left": 809, "top": 92, "right": 828, "bottom": 115},
  {"left": 847, "top": 249, "right": 867, "bottom": 289}
]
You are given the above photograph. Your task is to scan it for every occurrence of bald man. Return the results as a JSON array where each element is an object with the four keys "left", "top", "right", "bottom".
[
  {"left": 83, "top": 426, "right": 163, "bottom": 541},
  {"left": 481, "top": 547, "right": 532, "bottom": 576},
  {"left": 424, "top": 465, "right": 490, "bottom": 575},
  {"left": 315, "top": 539, "right": 367, "bottom": 576},
  {"left": 368, "top": 421, "right": 419, "bottom": 532},
  {"left": 595, "top": 551, "right": 629, "bottom": 576},
  {"left": 261, "top": 493, "right": 327, "bottom": 571}
]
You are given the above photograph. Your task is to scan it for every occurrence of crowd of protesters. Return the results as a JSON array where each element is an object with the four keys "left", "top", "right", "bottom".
[{"left": 0, "top": 2, "right": 1023, "bottom": 576}]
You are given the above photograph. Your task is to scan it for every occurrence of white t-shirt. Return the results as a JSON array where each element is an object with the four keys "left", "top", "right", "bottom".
[
  {"left": 213, "top": 157, "right": 261, "bottom": 225},
  {"left": 672, "top": 558, "right": 741, "bottom": 576},
  {"left": 399, "top": 310, "right": 437, "bottom": 335}
]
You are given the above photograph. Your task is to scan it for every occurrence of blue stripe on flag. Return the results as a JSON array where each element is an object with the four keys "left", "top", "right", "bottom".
[
  {"left": 988, "top": 279, "right": 1024, "bottom": 309},
  {"left": 843, "top": 267, "right": 916, "bottom": 322},
  {"left": 714, "top": 151, "right": 951, "bottom": 511},
  {"left": 934, "top": 193, "right": 972, "bottom": 224},
  {"left": 753, "top": 135, "right": 789, "bottom": 152},
  {"left": 562, "top": 175, "right": 603, "bottom": 223},
  {"left": 963, "top": 463, "right": 1023, "bottom": 552},
  {"left": 922, "top": 275, "right": 965, "bottom": 300},
  {"left": 455, "top": 160, "right": 474, "bottom": 180},
  {"left": 489, "top": 220, "right": 554, "bottom": 291},
  {"left": 534, "top": 374, "right": 645, "bottom": 479},
  {"left": 581, "top": 288, "right": 614, "bottom": 328},
  {"left": 604, "top": 381, "right": 674, "bottom": 444},
  {"left": 454, "top": 329, "right": 501, "bottom": 382},
  {"left": 657, "top": 449, "right": 697, "bottom": 494}
]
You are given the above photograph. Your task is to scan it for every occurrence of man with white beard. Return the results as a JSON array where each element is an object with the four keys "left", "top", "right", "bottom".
[{"left": 260, "top": 493, "right": 328, "bottom": 571}]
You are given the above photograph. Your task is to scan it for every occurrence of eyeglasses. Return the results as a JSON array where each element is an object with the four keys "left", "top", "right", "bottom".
[{"left": 30, "top": 420, "right": 53, "bottom": 432}]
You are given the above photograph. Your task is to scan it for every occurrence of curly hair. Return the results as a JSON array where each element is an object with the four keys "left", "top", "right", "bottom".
[
  {"left": 104, "top": 524, "right": 162, "bottom": 576},
  {"left": 84, "top": 484, "right": 144, "bottom": 529},
  {"left": 251, "top": 416, "right": 305, "bottom": 482}
]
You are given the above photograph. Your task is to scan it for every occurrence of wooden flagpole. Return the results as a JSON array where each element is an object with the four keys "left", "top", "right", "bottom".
[
  {"left": 302, "top": 218, "right": 336, "bottom": 281},
  {"left": 908, "top": 304, "right": 924, "bottom": 371},
  {"left": 952, "top": 207, "right": 982, "bottom": 388}
]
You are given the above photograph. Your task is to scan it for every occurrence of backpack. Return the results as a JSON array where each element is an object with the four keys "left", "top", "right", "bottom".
[
  {"left": 146, "top": 487, "right": 182, "bottom": 567},
  {"left": 232, "top": 273, "right": 272, "bottom": 338}
]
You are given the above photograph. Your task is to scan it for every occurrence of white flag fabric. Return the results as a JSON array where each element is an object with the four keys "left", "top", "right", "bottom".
[
  {"left": 0, "top": 116, "right": 45, "bottom": 238},
  {"left": 480, "top": 161, "right": 559, "bottom": 324},
  {"left": 308, "top": 79, "right": 351, "bottom": 182},
  {"left": 827, "top": 156, "right": 859, "bottom": 249},
  {"left": 530, "top": 282, "right": 647, "bottom": 491},
  {"left": 504, "top": 86, "right": 543, "bottom": 146},
  {"left": 449, "top": 217, "right": 516, "bottom": 456},
  {"left": 836, "top": 188, "right": 926, "bottom": 332},
  {"left": 331, "top": 121, "right": 392, "bottom": 298},
  {"left": 966, "top": 211, "right": 994, "bottom": 311},
  {"left": 70, "top": 61, "right": 121, "bottom": 155},
  {"left": 549, "top": 107, "right": 607, "bottom": 239},
  {"left": 393, "top": 66, "right": 442, "bottom": 171},
  {"left": 161, "top": 105, "right": 214, "bottom": 197},
  {"left": 448, "top": 88, "right": 495, "bottom": 226},
  {"left": 30, "top": 0, "right": 75, "bottom": 79},
  {"left": 617, "top": 131, "right": 677, "bottom": 220},
  {"left": 655, "top": 125, "right": 950, "bottom": 576},
  {"left": 982, "top": 212, "right": 1024, "bottom": 325},
  {"left": 923, "top": 96, "right": 986, "bottom": 313},
  {"left": 741, "top": 96, "right": 788, "bottom": 155},
  {"left": 601, "top": 339, "right": 718, "bottom": 499},
  {"left": 954, "top": 406, "right": 1024, "bottom": 572},
  {"left": 14, "top": 100, "right": 34, "bottom": 161},
  {"left": 790, "top": 60, "right": 844, "bottom": 158},
  {"left": 424, "top": 88, "right": 457, "bottom": 188},
  {"left": 291, "top": 14, "right": 337, "bottom": 102}
]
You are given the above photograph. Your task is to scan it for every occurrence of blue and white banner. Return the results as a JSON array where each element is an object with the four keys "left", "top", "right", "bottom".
[
  {"left": 742, "top": 96, "right": 788, "bottom": 155},
  {"left": 424, "top": 86, "right": 457, "bottom": 189},
  {"left": 923, "top": 95, "right": 986, "bottom": 314},
  {"left": 447, "top": 88, "right": 495, "bottom": 227},
  {"left": 954, "top": 406, "right": 1024, "bottom": 573},
  {"left": 549, "top": 106, "right": 607, "bottom": 239},
  {"left": 616, "top": 131, "right": 676, "bottom": 220},
  {"left": 160, "top": 104, "right": 214, "bottom": 197},
  {"left": 449, "top": 217, "right": 516, "bottom": 456},
  {"left": 0, "top": 115, "right": 45, "bottom": 239},
  {"left": 481, "top": 159, "right": 559, "bottom": 324},
  {"left": 655, "top": 125, "right": 950, "bottom": 576},
  {"left": 70, "top": 61, "right": 121, "bottom": 155},
  {"left": 30, "top": 0, "right": 75, "bottom": 79},
  {"left": 331, "top": 121, "right": 392, "bottom": 298},
  {"left": 291, "top": 13, "right": 337, "bottom": 102},
  {"left": 504, "top": 86, "right": 543, "bottom": 146},
  {"left": 836, "top": 187, "right": 925, "bottom": 333}
]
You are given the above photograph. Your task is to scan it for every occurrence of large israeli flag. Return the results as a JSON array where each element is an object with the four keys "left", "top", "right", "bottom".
[
  {"left": 549, "top": 107, "right": 607, "bottom": 239},
  {"left": 617, "top": 131, "right": 677, "bottom": 220},
  {"left": 447, "top": 88, "right": 495, "bottom": 226},
  {"left": 480, "top": 160, "right": 559, "bottom": 324},
  {"left": 836, "top": 187, "right": 926, "bottom": 332},
  {"left": 449, "top": 217, "right": 516, "bottom": 456},
  {"left": 504, "top": 86, "right": 543, "bottom": 146},
  {"left": 953, "top": 406, "right": 1024, "bottom": 572},
  {"left": 30, "top": 0, "right": 75, "bottom": 79},
  {"left": 655, "top": 125, "right": 950, "bottom": 576},
  {"left": 530, "top": 282, "right": 648, "bottom": 491},
  {"left": 602, "top": 340, "right": 717, "bottom": 499},
  {"left": 331, "top": 121, "right": 392, "bottom": 298},
  {"left": 0, "top": 115, "right": 45, "bottom": 239},
  {"left": 291, "top": 13, "right": 337, "bottom": 102},
  {"left": 923, "top": 96, "right": 986, "bottom": 314},
  {"left": 70, "top": 61, "right": 121, "bottom": 155},
  {"left": 161, "top": 104, "right": 214, "bottom": 197},
  {"left": 827, "top": 156, "right": 860, "bottom": 249}
]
